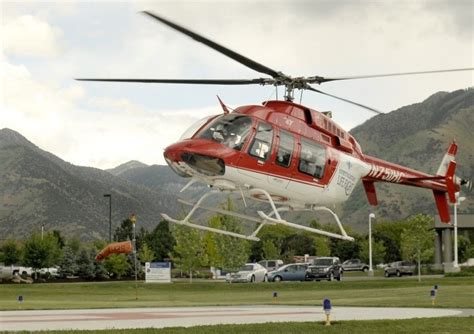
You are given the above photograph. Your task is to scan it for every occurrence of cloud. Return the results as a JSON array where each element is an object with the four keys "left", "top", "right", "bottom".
[
  {"left": 1, "top": 56, "right": 219, "bottom": 169},
  {"left": 2, "top": 15, "right": 63, "bottom": 57}
]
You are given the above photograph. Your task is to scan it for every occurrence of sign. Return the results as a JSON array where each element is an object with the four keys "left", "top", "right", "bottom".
[{"left": 145, "top": 262, "right": 171, "bottom": 283}]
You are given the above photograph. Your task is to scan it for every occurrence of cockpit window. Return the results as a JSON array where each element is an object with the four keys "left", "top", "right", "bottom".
[
  {"left": 249, "top": 122, "right": 273, "bottom": 161},
  {"left": 180, "top": 115, "right": 217, "bottom": 140},
  {"left": 299, "top": 138, "right": 326, "bottom": 179},
  {"left": 198, "top": 114, "right": 252, "bottom": 151}
]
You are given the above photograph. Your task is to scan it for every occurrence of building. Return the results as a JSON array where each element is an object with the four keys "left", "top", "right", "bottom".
[{"left": 433, "top": 214, "right": 474, "bottom": 271}]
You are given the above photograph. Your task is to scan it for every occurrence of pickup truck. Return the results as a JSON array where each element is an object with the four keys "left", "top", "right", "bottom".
[
  {"left": 341, "top": 259, "right": 369, "bottom": 272},
  {"left": 0, "top": 265, "right": 33, "bottom": 279}
]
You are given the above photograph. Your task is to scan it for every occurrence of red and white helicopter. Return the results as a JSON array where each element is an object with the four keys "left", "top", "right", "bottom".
[{"left": 78, "top": 11, "right": 472, "bottom": 242}]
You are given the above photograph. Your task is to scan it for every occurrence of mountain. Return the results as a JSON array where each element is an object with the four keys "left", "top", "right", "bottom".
[
  {"left": 343, "top": 88, "right": 473, "bottom": 230},
  {"left": 0, "top": 129, "right": 179, "bottom": 240},
  {"left": 107, "top": 161, "right": 149, "bottom": 176},
  {"left": 107, "top": 161, "right": 205, "bottom": 196}
]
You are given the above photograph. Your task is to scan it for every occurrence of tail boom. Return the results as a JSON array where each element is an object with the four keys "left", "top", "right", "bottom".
[{"left": 362, "top": 142, "right": 463, "bottom": 223}]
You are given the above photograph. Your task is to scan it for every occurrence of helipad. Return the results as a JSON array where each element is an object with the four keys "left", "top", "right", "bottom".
[{"left": 1, "top": 306, "right": 472, "bottom": 331}]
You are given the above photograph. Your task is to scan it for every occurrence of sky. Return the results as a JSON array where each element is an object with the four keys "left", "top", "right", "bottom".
[{"left": 1, "top": 0, "right": 473, "bottom": 169}]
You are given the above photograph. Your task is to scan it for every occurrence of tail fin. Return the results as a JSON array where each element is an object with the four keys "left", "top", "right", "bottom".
[
  {"left": 433, "top": 141, "right": 467, "bottom": 223},
  {"left": 436, "top": 141, "right": 457, "bottom": 176}
]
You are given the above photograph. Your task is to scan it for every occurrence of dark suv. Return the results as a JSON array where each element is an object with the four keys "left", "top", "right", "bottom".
[{"left": 305, "top": 257, "right": 342, "bottom": 281}]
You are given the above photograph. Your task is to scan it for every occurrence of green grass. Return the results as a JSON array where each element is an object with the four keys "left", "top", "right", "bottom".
[
  {"left": 11, "top": 317, "right": 474, "bottom": 334},
  {"left": 0, "top": 277, "right": 472, "bottom": 310}
]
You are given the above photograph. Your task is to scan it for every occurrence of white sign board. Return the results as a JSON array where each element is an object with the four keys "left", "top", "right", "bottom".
[{"left": 145, "top": 262, "right": 171, "bottom": 283}]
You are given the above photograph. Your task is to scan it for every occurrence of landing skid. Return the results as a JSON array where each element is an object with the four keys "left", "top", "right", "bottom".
[{"left": 161, "top": 188, "right": 354, "bottom": 242}]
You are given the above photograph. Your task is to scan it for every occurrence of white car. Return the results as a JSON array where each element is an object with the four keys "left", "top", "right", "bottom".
[{"left": 226, "top": 263, "right": 267, "bottom": 283}]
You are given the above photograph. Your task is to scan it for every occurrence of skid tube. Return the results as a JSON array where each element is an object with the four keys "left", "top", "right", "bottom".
[{"left": 161, "top": 188, "right": 354, "bottom": 242}]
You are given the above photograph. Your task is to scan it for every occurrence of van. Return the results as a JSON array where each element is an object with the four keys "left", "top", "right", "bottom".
[{"left": 258, "top": 259, "right": 283, "bottom": 271}]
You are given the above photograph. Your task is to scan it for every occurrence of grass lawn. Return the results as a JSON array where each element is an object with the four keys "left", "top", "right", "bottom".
[
  {"left": 11, "top": 317, "right": 474, "bottom": 334},
  {"left": 0, "top": 277, "right": 472, "bottom": 310}
]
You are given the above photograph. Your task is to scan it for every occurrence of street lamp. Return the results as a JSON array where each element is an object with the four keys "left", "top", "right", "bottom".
[
  {"left": 368, "top": 213, "right": 375, "bottom": 277},
  {"left": 453, "top": 194, "right": 466, "bottom": 268},
  {"left": 103, "top": 194, "right": 112, "bottom": 242},
  {"left": 130, "top": 213, "right": 138, "bottom": 300}
]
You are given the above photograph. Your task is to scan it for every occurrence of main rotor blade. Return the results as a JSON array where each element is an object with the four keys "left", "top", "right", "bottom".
[
  {"left": 76, "top": 78, "right": 268, "bottom": 85},
  {"left": 305, "top": 85, "right": 383, "bottom": 115},
  {"left": 141, "top": 11, "right": 281, "bottom": 79},
  {"left": 316, "top": 68, "right": 474, "bottom": 83}
]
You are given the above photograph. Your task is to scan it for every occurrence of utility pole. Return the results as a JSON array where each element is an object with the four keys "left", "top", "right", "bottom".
[
  {"left": 130, "top": 213, "right": 138, "bottom": 300},
  {"left": 104, "top": 194, "right": 112, "bottom": 242}
]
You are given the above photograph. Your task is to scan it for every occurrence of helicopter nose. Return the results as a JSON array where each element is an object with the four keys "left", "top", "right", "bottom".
[{"left": 164, "top": 139, "right": 227, "bottom": 177}]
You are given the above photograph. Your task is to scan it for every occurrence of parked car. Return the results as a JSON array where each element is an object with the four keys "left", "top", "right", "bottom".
[
  {"left": 267, "top": 263, "right": 309, "bottom": 282},
  {"left": 258, "top": 259, "right": 284, "bottom": 272},
  {"left": 342, "top": 259, "right": 369, "bottom": 272},
  {"left": 384, "top": 261, "right": 415, "bottom": 277},
  {"left": 226, "top": 263, "right": 267, "bottom": 283},
  {"left": 305, "top": 257, "right": 343, "bottom": 281}
]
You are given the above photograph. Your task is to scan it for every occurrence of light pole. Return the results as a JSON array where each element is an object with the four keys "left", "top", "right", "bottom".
[
  {"left": 103, "top": 194, "right": 112, "bottom": 242},
  {"left": 130, "top": 213, "right": 138, "bottom": 300},
  {"left": 368, "top": 213, "right": 375, "bottom": 277},
  {"left": 453, "top": 194, "right": 466, "bottom": 269}
]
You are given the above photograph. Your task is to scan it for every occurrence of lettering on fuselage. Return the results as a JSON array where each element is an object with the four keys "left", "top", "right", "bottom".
[
  {"left": 336, "top": 169, "right": 356, "bottom": 196},
  {"left": 368, "top": 164, "right": 405, "bottom": 183}
]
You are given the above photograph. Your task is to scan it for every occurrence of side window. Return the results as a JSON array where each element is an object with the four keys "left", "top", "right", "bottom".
[
  {"left": 249, "top": 122, "right": 273, "bottom": 161},
  {"left": 298, "top": 138, "right": 326, "bottom": 179},
  {"left": 276, "top": 130, "right": 294, "bottom": 168}
]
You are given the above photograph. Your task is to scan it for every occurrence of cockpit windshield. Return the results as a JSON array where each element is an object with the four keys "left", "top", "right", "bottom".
[
  {"left": 180, "top": 115, "right": 218, "bottom": 141},
  {"left": 197, "top": 114, "right": 253, "bottom": 151}
]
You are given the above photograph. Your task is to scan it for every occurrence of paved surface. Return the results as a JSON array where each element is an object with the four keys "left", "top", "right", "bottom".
[{"left": 1, "top": 306, "right": 473, "bottom": 332}]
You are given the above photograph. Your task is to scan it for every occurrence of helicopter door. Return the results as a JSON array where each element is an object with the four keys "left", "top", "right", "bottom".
[
  {"left": 237, "top": 122, "right": 274, "bottom": 183},
  {"left": 267, "top": 130, "right": 294, "bottom": 189},
  {"left": 287, "top": 138, "right": 327, "bottom": 196}
]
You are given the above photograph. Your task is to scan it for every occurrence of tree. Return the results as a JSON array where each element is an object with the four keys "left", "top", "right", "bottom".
[
  {"left": 52, "top": 230, "right": 66, "bottom": 249},
  {"left": 401, "top": 214, "right": 435, "bottom": 282},
  {"left": 23, "top": 232, "right": 62, "bottom": 277},
  {"left": 458, "top": 235, "right": 473, "bottom": 263},
  {"left": 104, "top": 254, "right": 130, "bottom": 279},
  {"left": 373, "top": 219, "right": 411, "bottom": 263},
  {"left": 138, "top": 242, "right": 155, "bottom": 264},
  {"left": 360, "top": 239, "right": 386, "bottom": 265},
  {"left": 206, "top": 200, "right": 249, "bottom": 271},
  {"left": 114, "top": 218, "right": 133, "bottom": 242},
  {"left": 249, "top": 224, "right": 293, "bottom": 261},
  {"left": 172, "top": 225, "right": 208, "bottom": 282},
  {"left": 57, "top": 245, "right": 78, "bottom": 278},
  {"left": 0, "top": 239, "right": 22, "bottom": 266},
  {"left": 146, "top": 220, "right": 175, "bottom": 261},
  {"left": 262, "top": 240, "right": 280, "bottom": 260},
  {"left": 76, "top": 248, "right": 96, "bottom": 279},
  {"left": 281, "top": 234, "right": 315, "bottom": 259},
  {"left": 314, "top": 236, "right": 331, "bottom": 257}
]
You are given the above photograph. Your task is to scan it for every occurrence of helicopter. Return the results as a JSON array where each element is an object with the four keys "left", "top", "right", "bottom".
[{"left": 78, "top": 11, "right": 472, "bottom": 242}]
